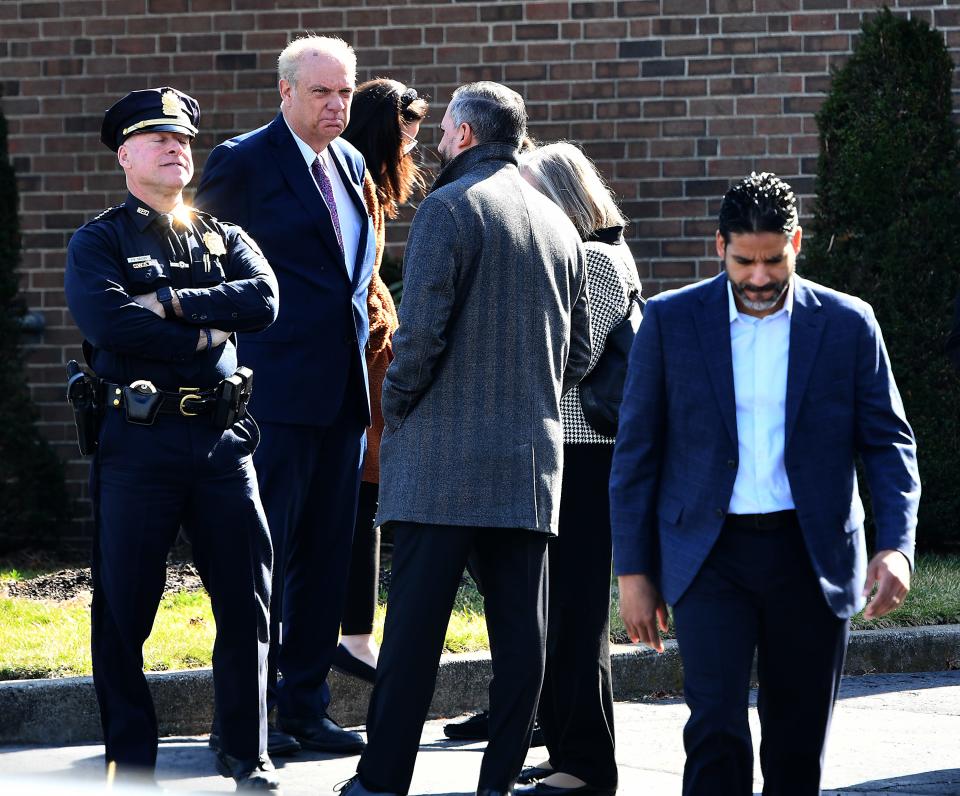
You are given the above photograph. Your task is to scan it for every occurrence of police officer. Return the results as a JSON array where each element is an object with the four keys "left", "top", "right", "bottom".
[{"left": 64, "top": 87, "right": 280, "bottom": 791}]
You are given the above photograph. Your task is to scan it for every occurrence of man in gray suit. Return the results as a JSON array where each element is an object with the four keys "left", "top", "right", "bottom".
[{"left": 339, "top": 82, "right": 591, "bottom": 796}]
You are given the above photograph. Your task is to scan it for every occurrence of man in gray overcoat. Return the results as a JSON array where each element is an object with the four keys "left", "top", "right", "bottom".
[{"left": 339, "top": 82, "right": 591, "bottom": 796}]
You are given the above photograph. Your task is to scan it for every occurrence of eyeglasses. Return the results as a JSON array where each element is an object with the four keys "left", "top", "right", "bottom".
[{"left": 401, "top": 129, "right": 418, "bottom": 155}]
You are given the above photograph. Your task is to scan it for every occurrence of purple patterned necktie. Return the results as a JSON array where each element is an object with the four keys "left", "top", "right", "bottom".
[{"left": 311, "top": 155, "right": 344, "bottom": 252}]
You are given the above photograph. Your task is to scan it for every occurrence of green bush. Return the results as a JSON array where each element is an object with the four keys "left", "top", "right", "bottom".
[
  {"left": 802, "top": 8, "right": 960, "bottom": 549},
  {"left": 0, "top": 111, "right": 70, "bottom": 551}
]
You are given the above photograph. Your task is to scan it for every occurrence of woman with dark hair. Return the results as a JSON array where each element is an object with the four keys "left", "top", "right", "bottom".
[
  {"left": 515, "top": 142, "right": 641, "bottom": 796},
  {"left": 331, "top": 78, "right": 429, "bottom": 681}
]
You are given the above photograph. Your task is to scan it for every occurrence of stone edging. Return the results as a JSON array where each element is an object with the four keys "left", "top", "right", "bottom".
[{"left": 1, "top": 625, "right": 957, "bottom": 745}]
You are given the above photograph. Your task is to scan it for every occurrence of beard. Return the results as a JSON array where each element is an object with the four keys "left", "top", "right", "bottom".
[
  {"left": 438, "top": 148, "right": 452, "bottom": 169},
  {"left": 730, "top": 278, "right": 790, "bottom": 312}
]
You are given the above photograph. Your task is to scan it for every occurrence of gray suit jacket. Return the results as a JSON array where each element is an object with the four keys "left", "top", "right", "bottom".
[{"left": 377, "top": 142, "right": 591, "bottom": 534}]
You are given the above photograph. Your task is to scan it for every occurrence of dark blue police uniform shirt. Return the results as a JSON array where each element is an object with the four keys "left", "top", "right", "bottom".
[{"left": 65, "top": 192, "right": 279, "bottom": 390}]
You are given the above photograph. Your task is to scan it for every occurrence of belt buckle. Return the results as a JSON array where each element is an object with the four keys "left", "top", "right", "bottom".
[{"left": 179, "top": 386, "right": 201, "bottom": 417}]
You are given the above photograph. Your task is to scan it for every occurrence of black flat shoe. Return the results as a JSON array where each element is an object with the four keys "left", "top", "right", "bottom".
[
  {"left": 331, "top": 643, "right": 377, "bottom": 684},
  {"left": 513, "top": 782, "right": 615, "bottom": 796},
  {"left": 516, "top": 765, "right": 553, "bottom": 785}
]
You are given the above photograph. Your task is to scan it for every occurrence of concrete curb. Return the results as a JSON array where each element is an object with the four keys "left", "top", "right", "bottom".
[{"left": 2, "top": 625, "right": 958, "bottom": 745}]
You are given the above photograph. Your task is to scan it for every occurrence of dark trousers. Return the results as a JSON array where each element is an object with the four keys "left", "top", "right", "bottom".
[
  {"left": 538, "top": 444, "right": 617, "bottom": 788},
  {"left": 255, "top": 404, "right": 365, "bottom": 720},
  {"left": 357, "top": 522, "right": 549, "bottom": 795},
  {"left": 341, "top": 481, "right": 380, "bottom": 635},
  {"left": 673, "top": 514, "right": 849, "bottom": 796},
  {"left": 91, "top": 410, "right": 271, "bottom": 771}
]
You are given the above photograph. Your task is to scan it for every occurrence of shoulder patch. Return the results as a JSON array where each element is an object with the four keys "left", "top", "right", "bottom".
[{"left": 87, "top": 205, "right": 124, "bottom": 226}]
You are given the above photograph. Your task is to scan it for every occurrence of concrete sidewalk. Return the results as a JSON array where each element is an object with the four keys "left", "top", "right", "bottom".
[{"left": 1, "top": 671, "right": 958, "bottom": 795}]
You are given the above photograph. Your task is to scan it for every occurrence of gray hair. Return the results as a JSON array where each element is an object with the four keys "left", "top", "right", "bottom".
[
  {"left": 520, "top": 142, "right": 627, "bottom": 239},
  {"left": 278, "top": 36, "right": 357, "bottom": 86},
  {"left": 449, "top": 82, "right": 527, "bottom": 148}
]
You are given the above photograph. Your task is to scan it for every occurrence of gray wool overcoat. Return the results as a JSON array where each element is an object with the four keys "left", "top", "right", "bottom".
[{"left": 377, "top": 142, "right": 592, "bottom": 535}]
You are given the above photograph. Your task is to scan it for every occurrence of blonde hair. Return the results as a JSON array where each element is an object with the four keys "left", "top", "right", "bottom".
[
  {"left": 520, "top": 142, "right": 626, "bottom": 239},
  {"left": 278, "top": 36, "right": 356, "bottom": 86}
]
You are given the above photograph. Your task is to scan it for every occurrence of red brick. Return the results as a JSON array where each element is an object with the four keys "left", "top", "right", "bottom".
[{"left": 526, "top": 2, "right": 570, "bottom": 21}]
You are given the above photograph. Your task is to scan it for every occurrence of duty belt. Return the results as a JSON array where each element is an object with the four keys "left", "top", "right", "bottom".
[{"left": 102, "top": 381, "right": 217, "bottom": 417}]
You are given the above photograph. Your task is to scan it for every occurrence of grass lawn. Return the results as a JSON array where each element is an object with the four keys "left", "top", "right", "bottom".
[{"left": 1, "top": 553, "right": 957, "bottom": 680}]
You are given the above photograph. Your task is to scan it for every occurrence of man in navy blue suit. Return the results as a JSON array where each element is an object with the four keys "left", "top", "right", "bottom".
[
  {"left": 611, "top": 172, "right": 920, "bottom": 795},
  {"left": 195, "top": 35, "right": 375, "bottom": 756}
]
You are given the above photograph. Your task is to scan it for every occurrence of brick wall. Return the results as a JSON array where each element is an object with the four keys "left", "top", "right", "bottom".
[{"left": 1, "top": 0, "right": 958, "bottom": 539}]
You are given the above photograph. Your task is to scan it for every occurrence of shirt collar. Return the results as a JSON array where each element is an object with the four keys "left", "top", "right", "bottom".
[
  {"left": 727, "top": 275, "right": 795, "bottom": 324},
  {"left": 124, "top": 191, "right": 161, "bottom": 231},
  {"left": 284, "top": 115, "right": 329, "bottom": 168}
]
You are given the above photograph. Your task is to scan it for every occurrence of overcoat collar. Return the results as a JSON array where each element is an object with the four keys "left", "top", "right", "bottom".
[
  {"left": 266, "top": 114, "right": 369, "bottom": 286},
  {"left": 429, "top": 142, "right": 519, "bottom": 193}
]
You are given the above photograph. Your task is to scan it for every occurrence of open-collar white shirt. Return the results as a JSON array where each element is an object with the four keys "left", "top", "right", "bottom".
[{"left": 726, "top": 277, "right": 797, "bottom": 514}]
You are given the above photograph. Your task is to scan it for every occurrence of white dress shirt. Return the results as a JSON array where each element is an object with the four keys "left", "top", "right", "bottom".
[
  {"left": 285, "top": 117, "right": 362, "bottom": 281},
  {"left": 727, "top": 278, "right": 796, "bottom": 514}
]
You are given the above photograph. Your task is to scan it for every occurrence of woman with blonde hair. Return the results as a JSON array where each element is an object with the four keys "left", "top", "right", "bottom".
[
  {"left": 333, "top": 78, "right": 428, "bottom": 681},
  {"left": 516, "top": 141, "right": 641, "bottom": 796}
]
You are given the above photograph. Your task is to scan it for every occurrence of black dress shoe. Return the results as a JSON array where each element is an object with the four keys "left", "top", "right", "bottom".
[
  {"left": 443, "top": 711, "right": 545, "bottom": 747},
  {"left": 513, "top": 782, "right": 615, "bottom": 796},
  {"left": 334, "top": 774, "right": 400, "bottom": 795},
  {"left": 213, "top": 749, "right": 281, "bottom": 791},
  {"left": 331, "top": 643, "right": 377, "bottom": 684},
  {"left": 280, "top": 714, "right": 365, "bottom": 754},
  {"left": 444, "top": 710, "right": 489, "bottom": 739},
  {"left": 516, "top": 765, "right": 553, "bottom": 785},
  {"left": 209, "top": 727, "right": 301, "bottom": 758}
]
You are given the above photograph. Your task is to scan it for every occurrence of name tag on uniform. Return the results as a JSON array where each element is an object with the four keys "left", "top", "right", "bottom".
[{"left": 126, "top": 256, "right": 162, "bottom": 269}]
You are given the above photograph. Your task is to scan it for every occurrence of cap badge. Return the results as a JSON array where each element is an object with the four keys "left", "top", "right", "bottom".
[
  {"left": 203, "top": 231, "right": 226, "bottom": 257},
  {"left": 161, "top": 91, "right": 181, "bottom": 117}
]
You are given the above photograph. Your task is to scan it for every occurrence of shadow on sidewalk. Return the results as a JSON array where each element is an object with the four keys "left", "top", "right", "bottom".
[{"left": 823, "top": 767, "right": 960, "bottom": 794}]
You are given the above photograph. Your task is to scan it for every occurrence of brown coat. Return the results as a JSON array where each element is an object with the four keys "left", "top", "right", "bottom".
[{"left": 362, "top": 172, "right": 400, "bottom": 483}]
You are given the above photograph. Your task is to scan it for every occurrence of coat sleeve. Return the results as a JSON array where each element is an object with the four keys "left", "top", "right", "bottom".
[
  {"left": 609, "top": 297, "right": 665, "bottom": 580},
  {"left": 561, "top": 242, "right": 592, "bottom": 396},
  {"left": 174, "top": 224, "right": 279, "bottom": 333},
  {"left": 64, "top": 225, "right": 201, "bottom": 363},
  {"left": 854, "top": 304, "right": 921, "bottom": 567},
  {"left": 380, "top": 196, "right": 460, "bottom": 431}
]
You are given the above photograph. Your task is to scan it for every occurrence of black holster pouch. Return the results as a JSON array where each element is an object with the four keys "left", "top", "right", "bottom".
[
  {"left": 213, "top": 366, "right": 254, "bottom": 430},
  {"left": 122, "top": 380, "right": 162, "bottom": 425},
  {"left": 66, "top": 360, "right": 101, "bottom": 456}
]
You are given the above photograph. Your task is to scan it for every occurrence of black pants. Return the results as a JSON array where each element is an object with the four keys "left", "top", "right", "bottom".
[
  {"left": 538, "top": 444, "right": 617, "bottom": 788},
  {"left": 91, "top": 410, "right": 271, "bottom": 772},
  {"left": 341, "top": 481, "right": 380, "bottom": 635},
  {"left": 255, "top": 401, "right": 365, "bottom": 720},
  {"left": 357, "top": 522, "right": 549, "bottom": 795},
  {"left": 673, "top": 514, "right": 849, "bottom": 796}
]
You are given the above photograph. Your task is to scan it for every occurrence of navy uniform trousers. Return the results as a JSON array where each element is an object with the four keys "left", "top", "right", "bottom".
[
  {"left": 672, "top": 513, "right": 849, "bottom": 796},
  {"left": 91, "top": 407, "right": 272, "bottom": 771}
]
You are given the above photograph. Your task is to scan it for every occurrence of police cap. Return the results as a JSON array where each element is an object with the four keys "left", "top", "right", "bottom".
[{"left": 100, "top": 87, "right": 200, "bottom": 152}]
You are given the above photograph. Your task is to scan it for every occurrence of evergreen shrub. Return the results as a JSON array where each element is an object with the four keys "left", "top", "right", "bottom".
[
  {"left": 802, "top": 8, "right": 960, "bottom": 548},
  {"left": 0, "top": 111, "right": 70, "bottom": 551}
]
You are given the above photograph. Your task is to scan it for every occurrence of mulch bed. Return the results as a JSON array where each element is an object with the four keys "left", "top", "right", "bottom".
[{"left": 4, "top": 562, "right": 204, "bottom": 602}]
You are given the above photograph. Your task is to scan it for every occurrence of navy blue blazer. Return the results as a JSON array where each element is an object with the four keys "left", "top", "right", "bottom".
[
  {"left": 610, "top": 272, "right": 920, "bottom": 618},
  {"left": 194, "top": 114, "right": 375, "bottom": 427}
]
